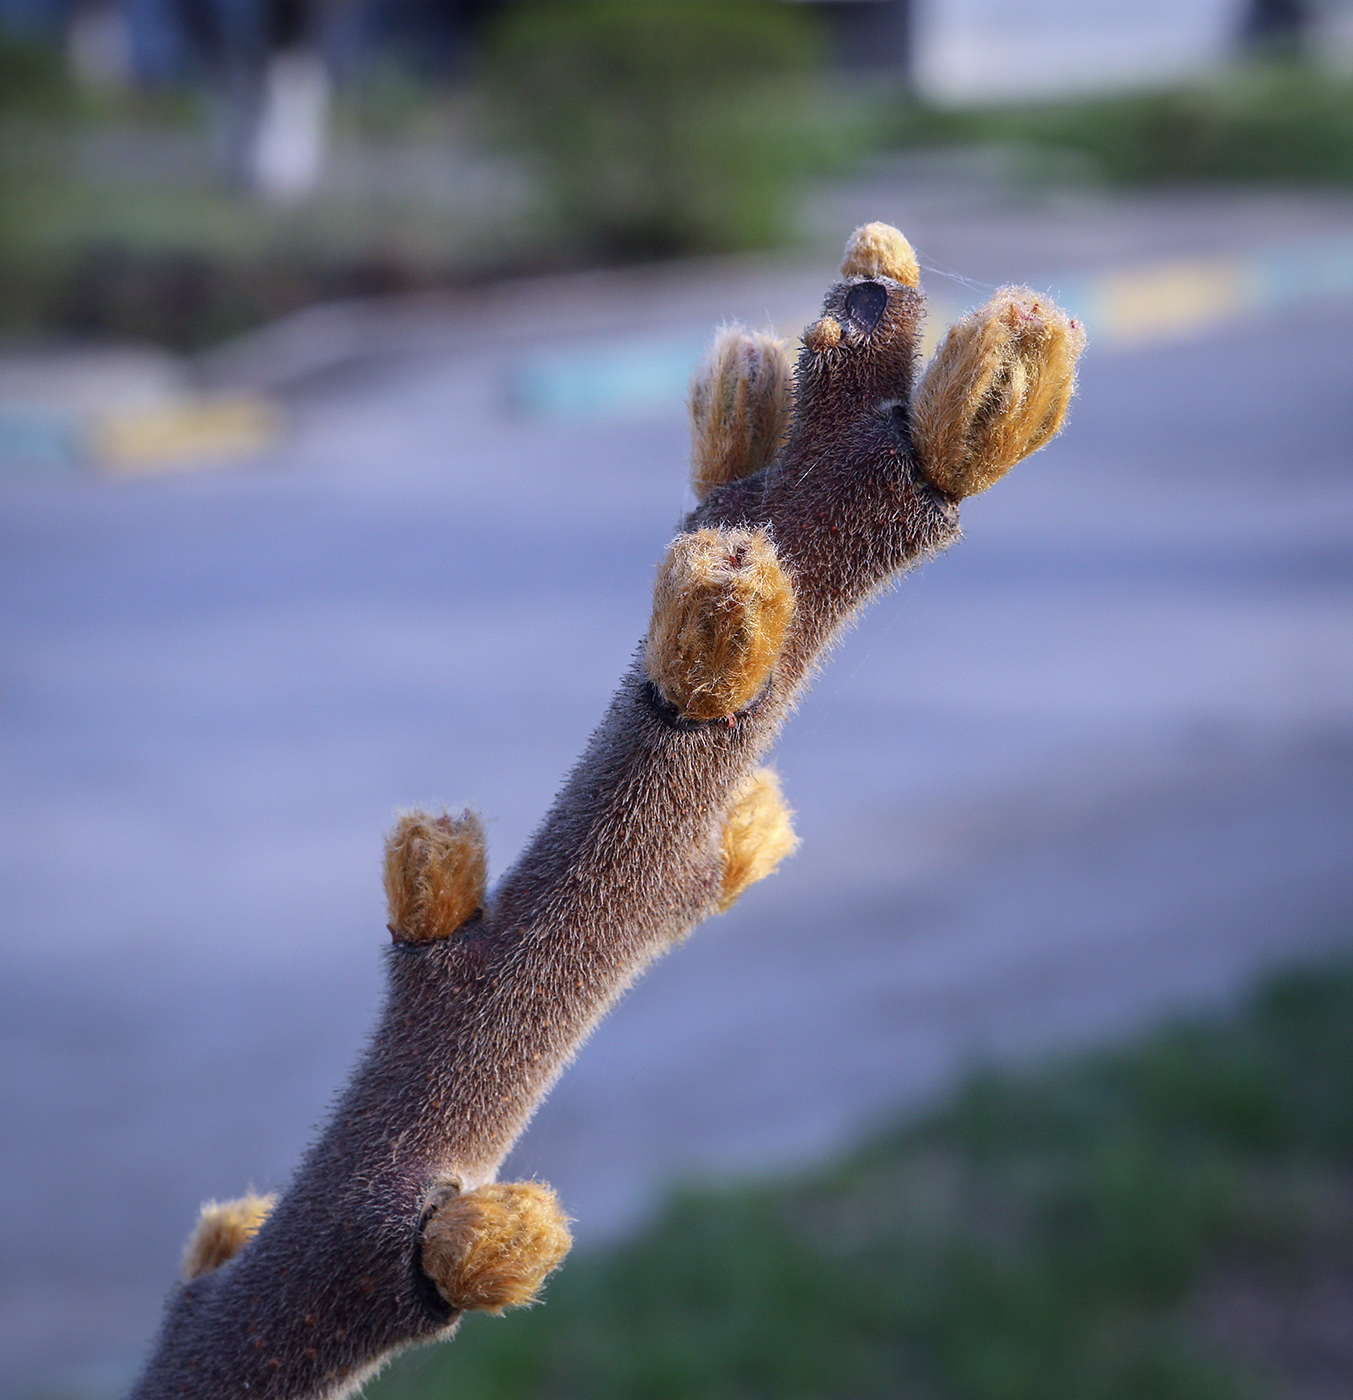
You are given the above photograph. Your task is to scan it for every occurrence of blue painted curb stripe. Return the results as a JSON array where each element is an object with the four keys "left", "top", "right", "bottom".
[
  {"left": 509, "top": 233, "right": 1353, "bottom": 421},
  {"left": 0, "top": 412, "right": 83, "bottom": 475},
  {"left": 510, "top": 334, "right": 708, "bottom": 421}
]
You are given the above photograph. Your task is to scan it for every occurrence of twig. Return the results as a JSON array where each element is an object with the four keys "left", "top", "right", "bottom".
[{"left": 127, "top": 223, "right": 1084, "bottom": 1399}]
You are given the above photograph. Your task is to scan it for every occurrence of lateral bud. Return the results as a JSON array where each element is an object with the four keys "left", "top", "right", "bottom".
[
  {"left": 181, "top": 1193, "right": 275, "bottom": 1280},
  {"left": 422, "top": 1181, "right": 573, "bottom": 1314},
  {"left": 718, "top": 767, "right": 799, "bottom": 911},
  {"left": 384, "top": 809, "right": 487, "bottom": 943},
  {"left": 689, "top": 324, "right": 794, "bottom": 501},
  {"left": 911, "top": 286, "right": 1086, "bottom": 498},
  {"left": 646, "top": 527, "right": 795, "bottom": 723}
]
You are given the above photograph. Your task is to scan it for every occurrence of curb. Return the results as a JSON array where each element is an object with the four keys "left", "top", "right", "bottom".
[{"left": 512, "top": 233, "right": 1353, "bottom": 421}]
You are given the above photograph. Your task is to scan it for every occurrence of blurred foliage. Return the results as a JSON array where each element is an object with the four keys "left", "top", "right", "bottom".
[
  {"left": 2, "top": 0, "right": 854, "bottom": 349},
  {"left": 0, "top": 66, "right": 522, "bottom": 349},
  {"left": 479, "top": 0, "right": 843, "bottom": 258},
  {"left": 0, "top": 31, "right": 73, "bottom": 266},
  {"left": 0, "top": 29, "right": 78, "bottom": 117},
  {"left": 890, "top": 60, "right": 1353, "bottom": 186},
  {"left": 372, "top": 955, "right": 1353, "bottom": 1400},
  {"left": 0, "top": 163, "right": 493, "bottom": 351},
  {"left": 6, "top": 11, "right": 1353, "bottom": 352}
]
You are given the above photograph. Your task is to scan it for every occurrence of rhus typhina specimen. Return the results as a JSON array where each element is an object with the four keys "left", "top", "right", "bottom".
[{"left": 128, "top": 222, "right": 1084, "bottom": 1399}]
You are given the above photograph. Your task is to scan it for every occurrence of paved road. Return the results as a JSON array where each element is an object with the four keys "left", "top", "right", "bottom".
[{"left": 2, "top": 192, "right": 1352, "bottom": 1396}]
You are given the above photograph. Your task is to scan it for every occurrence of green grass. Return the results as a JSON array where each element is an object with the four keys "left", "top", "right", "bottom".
[
  {"left": 888, "top": 61, "right": 1353, "bottom": 187},
  {"left": 0, "top": 145, "right": 513, "bottom": 348},
  {"left": 371, "top": 956, "right": 1353, "bottom": 1400},
  {"left": 0, "top": 106, "right": 525, "bottom": 349}
]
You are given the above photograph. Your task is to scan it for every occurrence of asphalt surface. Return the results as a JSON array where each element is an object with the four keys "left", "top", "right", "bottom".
[{"left": 2, "top": 189, "right": 1352, "bottom": 1396}]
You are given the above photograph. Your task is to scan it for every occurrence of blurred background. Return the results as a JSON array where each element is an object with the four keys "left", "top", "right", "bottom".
[{"left": 2, "top": 1, "right": 1352, "bottom": 1397}]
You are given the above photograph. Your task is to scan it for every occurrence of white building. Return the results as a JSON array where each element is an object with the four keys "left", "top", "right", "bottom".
[{"left": 810, "top": 0, "right": 1342, "bottom": 101}]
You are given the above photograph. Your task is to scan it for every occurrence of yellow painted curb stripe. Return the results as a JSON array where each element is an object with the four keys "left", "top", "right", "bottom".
[
  {"left": 1090, "top": 256, "right": 1253, "bottom": 346},
  {"left": 90, "top": 397, "right": 281, "bottom": 476}
]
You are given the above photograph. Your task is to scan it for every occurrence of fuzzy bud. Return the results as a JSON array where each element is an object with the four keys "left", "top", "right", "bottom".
[
  {"left": 911, "top": 287, "right": 1086, "bottom": 498},
  {"left": 841, "top": 221, "right": 920, "bottom": 287},
  {"left": 802, "top": 316, "right": 842, "bottom": 353},
  {"left": 718, "top": 767, "right": 799, "bottom": 911},
  {"left": 646, "top": 528, "right": 795, "bottom": 723},
  {"left": 181, "top": 1194, "right": 275, "bottom": 1280},
  {"left": 689, "top": 325, "right": 794, "bottom": 501},
  {"left": 422, "top": 1182, "right": 572, "bottom": 1314},
  {"left": 384, "top": 810, "right": 487, "bottom": 943}
]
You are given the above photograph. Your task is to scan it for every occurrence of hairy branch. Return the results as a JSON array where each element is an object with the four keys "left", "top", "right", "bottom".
[{"left": 128, "top": 223, "right": 1084, "bottom": 1398}]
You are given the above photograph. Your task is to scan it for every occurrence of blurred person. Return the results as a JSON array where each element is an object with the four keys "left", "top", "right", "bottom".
[
  {"left": 67, "top": 0, "right": 134, "bottom": 85},
  {"left": 1240, "top": 0, "right": 1313, "bottom": 51},
  {"left": 172, "top": 0, "right": 339, "bottom": 198}
]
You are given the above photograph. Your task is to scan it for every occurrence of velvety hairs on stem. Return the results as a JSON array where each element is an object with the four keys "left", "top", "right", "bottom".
[{"left": 126, "top": 222, "right": 1084, "bottom": 1399}]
